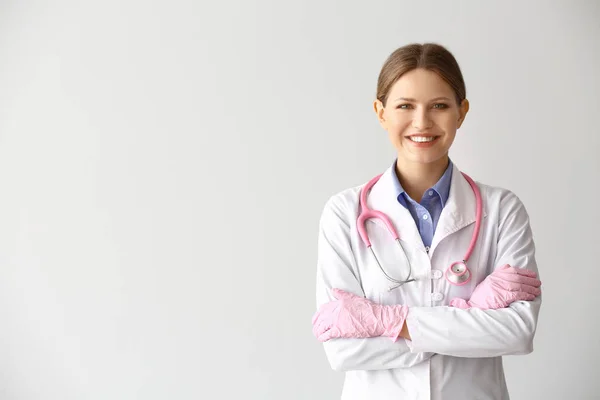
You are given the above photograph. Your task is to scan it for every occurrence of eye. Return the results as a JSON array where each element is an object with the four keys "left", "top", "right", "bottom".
[
  {"left": 433, "top": 103, "right": 449, "bottom": 109},
  {"left": 397, "top": 104, "right": 413, "bottom": 109}
]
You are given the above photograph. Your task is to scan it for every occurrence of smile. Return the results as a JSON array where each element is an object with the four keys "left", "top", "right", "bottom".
[{"left": 408, "top": 136, "right": 440, "bottom": 143}]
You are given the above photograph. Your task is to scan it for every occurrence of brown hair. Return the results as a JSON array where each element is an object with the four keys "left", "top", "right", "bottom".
[{"left": 376, "top": 43, "right": 466, "bottom": 106}]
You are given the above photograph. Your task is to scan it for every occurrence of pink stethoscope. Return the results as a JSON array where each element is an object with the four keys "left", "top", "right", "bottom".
[{"left": 357, "top": 172, "right": 483, "bottom": 291}]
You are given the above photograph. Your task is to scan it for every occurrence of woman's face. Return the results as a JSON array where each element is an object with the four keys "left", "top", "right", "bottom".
[{"left": 374, "top": 68, "right": 469, "bottom": 166}]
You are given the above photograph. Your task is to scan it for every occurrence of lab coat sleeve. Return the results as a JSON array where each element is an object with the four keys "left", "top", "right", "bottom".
[
  {"left": 404, "top": 191, "right": 541, "bottom": 358},
  {"left": 316, "top": 196, "right": 434, "bottom": 371}
]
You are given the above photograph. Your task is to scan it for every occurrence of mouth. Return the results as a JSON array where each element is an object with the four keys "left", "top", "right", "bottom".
[{"left": 406, "top": 135, "right": 441, "bottom": 144}]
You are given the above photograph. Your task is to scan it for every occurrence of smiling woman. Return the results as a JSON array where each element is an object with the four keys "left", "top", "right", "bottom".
[
  {"left": 373, "top": 45, "right": 470, "bottom": 200},
  {"left": 311, "top": 43, "right": 542, "bottom": 400}
]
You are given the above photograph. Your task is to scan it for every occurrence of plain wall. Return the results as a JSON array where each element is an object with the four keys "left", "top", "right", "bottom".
[{"left": 0, "top": 0, "right": 598, "bottom": 399}]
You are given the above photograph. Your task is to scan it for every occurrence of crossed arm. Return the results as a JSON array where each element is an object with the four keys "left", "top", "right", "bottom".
[{"left": 314, "top": 192, "right": 541, "bottom": 371}]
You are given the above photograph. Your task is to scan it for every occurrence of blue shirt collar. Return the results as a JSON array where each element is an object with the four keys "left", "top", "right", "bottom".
[{"left": 391, "top": 159, "right": 453, "bottom": 207}]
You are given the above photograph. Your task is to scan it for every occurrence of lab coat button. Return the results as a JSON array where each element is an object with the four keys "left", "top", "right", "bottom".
[
  {"left": 431, "top": 292, "right": 444, "bottom": 301},
  {"left": 431, "top": 270, "right": 443, "bottom": 279}
]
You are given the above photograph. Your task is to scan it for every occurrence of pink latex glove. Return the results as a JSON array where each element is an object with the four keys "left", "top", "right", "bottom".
[
  {"left": 450, "top": 264, "right": 542, "bottom": 310},
  {"left": 312, "top": 289, "right": 408, "bottom": 342}
]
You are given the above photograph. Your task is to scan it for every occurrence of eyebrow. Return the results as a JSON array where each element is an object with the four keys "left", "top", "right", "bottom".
[{"left": 394, "top": 96, "right": 452, "bottom": 102}]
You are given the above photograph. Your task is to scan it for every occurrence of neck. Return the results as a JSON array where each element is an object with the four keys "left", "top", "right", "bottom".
[{"left": 395, "top": 156, "right": 449, "bottom": 201}]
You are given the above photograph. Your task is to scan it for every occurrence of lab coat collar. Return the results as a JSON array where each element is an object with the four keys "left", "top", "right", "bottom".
[
  {"left": 366, "top": 162, "right": 487, "bottom": 252},
  {"left": 430, "top": 163, "right": 488, "bottom": 253},
  {"left": 366, "top": 165, "right": 425, "bottom": 250}
]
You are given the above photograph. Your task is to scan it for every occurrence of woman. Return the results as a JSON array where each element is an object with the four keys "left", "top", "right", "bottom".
[{"left": 312, "top": 43, "right": 542, "bottom": 400}]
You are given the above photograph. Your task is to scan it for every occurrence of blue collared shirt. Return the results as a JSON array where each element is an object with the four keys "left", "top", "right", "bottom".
[{"left": 390, "top": 159, "right": 453, "bottom": 249}]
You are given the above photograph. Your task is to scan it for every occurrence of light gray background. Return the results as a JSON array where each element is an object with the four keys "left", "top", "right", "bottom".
[{"left": 0, "top": 1, "right": 598, "bottom": 399}]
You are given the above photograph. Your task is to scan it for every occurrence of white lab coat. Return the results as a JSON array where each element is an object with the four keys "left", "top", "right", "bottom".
[{"left": 316, "top": 163, "right": 541, "bottom": 400}]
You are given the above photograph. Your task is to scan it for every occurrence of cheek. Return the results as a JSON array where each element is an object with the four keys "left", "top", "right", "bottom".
[
  {"left": 432, "top": 114, "right": 457, "bottom": 132},
  {"left": 386, "top": 114, "right": 410, "bottom": 130}
]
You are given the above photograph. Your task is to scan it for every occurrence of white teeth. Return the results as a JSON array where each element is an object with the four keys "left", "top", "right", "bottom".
[{"left": 409, "top": 136, "right": 437, "bottom": 143}]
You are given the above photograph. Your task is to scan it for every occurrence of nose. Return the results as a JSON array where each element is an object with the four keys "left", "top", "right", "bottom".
[{"left": 412, "top": 108, "right": 433, "bottom": 130}]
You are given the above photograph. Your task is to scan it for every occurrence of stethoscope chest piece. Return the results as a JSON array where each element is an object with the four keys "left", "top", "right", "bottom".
[{"left": 445, "top": 261, "right": 471, "bottom": 286}]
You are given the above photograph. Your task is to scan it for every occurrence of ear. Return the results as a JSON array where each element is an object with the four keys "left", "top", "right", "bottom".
[
  {"left": 457, "top": 99, "right": 470, "bottom": 128},
  {"left": 373, "top": 99, "right": 387, "bottom": 129}
]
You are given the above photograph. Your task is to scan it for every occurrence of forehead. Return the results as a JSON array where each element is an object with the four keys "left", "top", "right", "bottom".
[{"left": 388, "top": 68, "right": 454, "bottom": 100}]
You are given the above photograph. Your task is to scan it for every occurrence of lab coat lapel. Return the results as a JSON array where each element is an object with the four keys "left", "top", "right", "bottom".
[
  {"left": 430, "top": 163, "right": 487, "bottom": 254},
  {"left": 366, "top": 166, "right": 424, "bottom": 250}
]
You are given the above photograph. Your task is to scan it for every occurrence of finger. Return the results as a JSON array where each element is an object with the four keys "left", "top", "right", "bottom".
[
  {"left": 516, "top": 268, "right": 538, "bottom": 278},
  {"left": 513, "top": 284, "right": 542, "bottom": 296},
  {"left": 312, "top": 303, "right": 336, "bottom": 337},
  {"left": 318, "top": 326, "right": 340, "bottom": 342},
  {"left": 501, "top": 266, "right": 537, "bottom": 278},
  {"left": 312, "top": 314, "right": 320, "bottom": 337},
  {"left": 311, "top": 310, "right": 320, "bottom": 325},
  {"left": 494, "top": 280, "right": 541, "bottom": 296},
  {"left": 508, "top": 291, "right": 536, "bottom": 304},
  {"left": 312, "top": 315, "right": 331, "bottom": 338},
  {"left": 449, "top": 298, "right": 470, "bottom": 309},
  {"left": 494, "top": 273, "right": 541, "bottom": 287},
  {"left": 317, "top": 326, "right": 331, "bottom": 342},
  {"left": 312, "top": 301, "right": 333, "bottom": 324},
  {"left": 492, "top": 279, "right": 522, "bottom": 292}
]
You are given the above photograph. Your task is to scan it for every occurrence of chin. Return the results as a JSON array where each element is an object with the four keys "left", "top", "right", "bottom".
[{"left": 404, "top": 152, "right": 448, "bottom": 165}]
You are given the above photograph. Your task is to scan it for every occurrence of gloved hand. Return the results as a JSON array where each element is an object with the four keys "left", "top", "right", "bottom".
[
  {"left": 312, "top": 288, "right": 408, "bottom": 342},
  {"left": 450, "top": 264, "right": 542, "bottom": 310}
]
